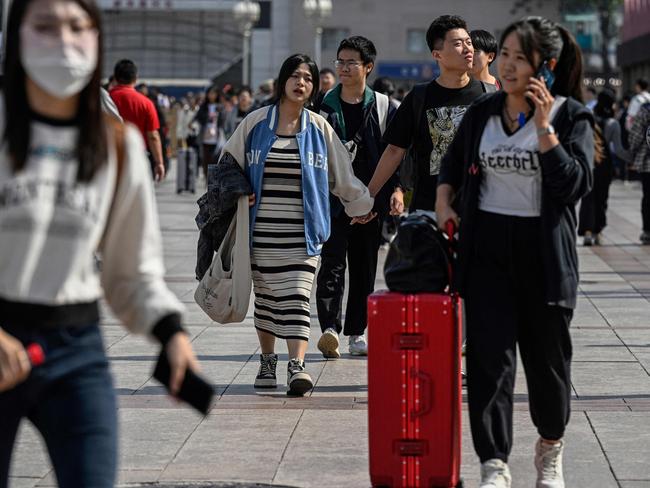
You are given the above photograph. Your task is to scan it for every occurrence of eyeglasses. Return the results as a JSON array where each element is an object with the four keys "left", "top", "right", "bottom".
[{"left": 334, "top": 60, "right": 363, "bottom": 69}]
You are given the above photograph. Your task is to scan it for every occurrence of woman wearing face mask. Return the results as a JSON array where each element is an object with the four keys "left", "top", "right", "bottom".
[
  {"left": 0, "top": 1, "right": 200, "bottom": 487},
  {"left": 217, "top": 54, "right": 373, "bottom": 396},
  {"left": 436, "top": 17, "right": 594, "bottom": 488}
]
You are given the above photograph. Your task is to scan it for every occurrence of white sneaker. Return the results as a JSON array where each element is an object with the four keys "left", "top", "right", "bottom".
[
  {"left": 317, "top": 328, "right": 340, "bottom": 359},
  {"left": 348, "top": 334, "right": 368, "bottom": 356},
  {"left": 479, "top": 459, "right": 512, "bottom": 488},
  {"left": 534, "top": 438, "right": 565, "bottom": 488}
]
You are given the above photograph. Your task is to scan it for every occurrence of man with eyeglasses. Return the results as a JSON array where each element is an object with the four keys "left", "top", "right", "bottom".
[{"left": 315, "top": 36, "right": 397, "bottom": 358}]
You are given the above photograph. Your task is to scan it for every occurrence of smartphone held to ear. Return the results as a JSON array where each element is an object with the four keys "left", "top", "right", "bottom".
[
  {"left": 153, "top": 351, "right": 215, "bottom": 415},
  {"left": 527, "top": 60, "right": 555, "bottom": 109}
]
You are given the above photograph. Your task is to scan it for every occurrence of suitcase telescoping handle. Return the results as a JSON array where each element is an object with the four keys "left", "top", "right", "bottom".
[
  {"left": 411, "top": 369, "right": 432, "bottom": 418},
  {"left": 444, "top": 219, "right": 457, "bottom": 285}
]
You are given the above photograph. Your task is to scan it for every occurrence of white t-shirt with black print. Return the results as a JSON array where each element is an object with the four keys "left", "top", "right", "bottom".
[{"left": 478, "top": 97, "right": 566, "bottom": 217}]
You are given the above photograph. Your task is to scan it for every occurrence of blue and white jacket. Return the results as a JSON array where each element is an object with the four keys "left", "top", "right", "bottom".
[{"left": 218, "top": 104, "right": 374, "bottom": 256}]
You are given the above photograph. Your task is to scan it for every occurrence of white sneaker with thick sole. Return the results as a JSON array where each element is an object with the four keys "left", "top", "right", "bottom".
[
  {"left": 317, "top": 328, "right": 340, "bottom": 359},
  {"left": 348, "top": 334, "right": 368, "bottom": 356},
  {"left": 479, "top": 459, "right": 512, "bottom": 488},
  {"left": 534, "top": 438, "right": 565, "bottom": 488}
]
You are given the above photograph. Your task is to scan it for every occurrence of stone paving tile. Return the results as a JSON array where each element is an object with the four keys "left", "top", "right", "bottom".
[
  {"left": 588, "top": 412, "right": 650, "bottom": 481},
  {"left": 571, "top": 328, "right": 638, "bottom": 362},
  {"left": 118, "top": 409, "right": 204, "bottom": 471},
  {"left": 6, "top": 478, "right": 41, "bottom": 488},
  {"left": 159, "top": 410, "right": 301, "bottom": 483},
  {"left": 116, "top": 469, "right": 164, "bottom": 485},
  {"left": 572, "top": 361, "right": 650, "bottom": 397},
  {"left": 273, "top": 410, "right": 369, "bottom": 488},
  {"left": 8, "top": 423, "right": 51, "bottom": 480}
]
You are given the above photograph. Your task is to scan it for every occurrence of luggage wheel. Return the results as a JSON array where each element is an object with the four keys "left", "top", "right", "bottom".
[{"left": 456, "top": 479, "right": 464, "bottom": 488}]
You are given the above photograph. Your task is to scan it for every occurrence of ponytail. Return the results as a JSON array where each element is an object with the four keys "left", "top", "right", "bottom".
[{"left": 553, "top": 25, "right": 584, "bottom": 102}]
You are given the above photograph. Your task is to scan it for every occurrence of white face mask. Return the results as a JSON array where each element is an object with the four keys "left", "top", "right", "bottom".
[{"left": 20, "top": 24, "right": 98, "bottom": 99}]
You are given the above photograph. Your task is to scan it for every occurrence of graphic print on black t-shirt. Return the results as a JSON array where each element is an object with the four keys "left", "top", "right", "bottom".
[
  {"left": 382, "top": 78, "right": 485, "bottom": 210},
  {"left": 426, "top": 105, "right": 470, "bottom": 175}
]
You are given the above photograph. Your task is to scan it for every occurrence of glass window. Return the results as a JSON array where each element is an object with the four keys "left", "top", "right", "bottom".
[
  {"left": 322, "top": 27, "right": 350, "bottom": 51},
  {"left": 407, "top": 29, "right": 427, "bottom": 54}
]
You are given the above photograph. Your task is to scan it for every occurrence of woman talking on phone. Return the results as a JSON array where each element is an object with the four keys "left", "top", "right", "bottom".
[
  {"left": 436, "top": 17, "right": 594, "bottom": 488},
  {"left": 0, "top": 1, "right": 200, "bottom": 487}
]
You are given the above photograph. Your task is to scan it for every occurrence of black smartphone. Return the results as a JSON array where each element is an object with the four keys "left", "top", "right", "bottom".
[
  {"left": 153, "top": 351, "right": 215, "bottom": 415},
  {"left": 527, "top": 60, "right": 556, "bottom": 110}
]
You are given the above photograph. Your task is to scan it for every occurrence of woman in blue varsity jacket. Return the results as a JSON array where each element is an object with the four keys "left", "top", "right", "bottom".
[
  {"left": 436, "top": 18, "right": 594, "bottom": 488},
  {"left": 217, "top": 54, "right": 373, "bottom": 396}
]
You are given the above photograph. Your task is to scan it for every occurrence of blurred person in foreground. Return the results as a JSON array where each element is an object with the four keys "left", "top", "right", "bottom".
[{"left": 0, "top": 1, "right": 200, "bottom": 486}]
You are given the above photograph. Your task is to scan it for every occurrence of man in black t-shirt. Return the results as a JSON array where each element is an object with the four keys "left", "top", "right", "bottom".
[
  {"left": 315, "top": 36, "right": 396, "bottom": 359},
  {"left": 358, "top": 15, "right": 486, "bottom": 215}
]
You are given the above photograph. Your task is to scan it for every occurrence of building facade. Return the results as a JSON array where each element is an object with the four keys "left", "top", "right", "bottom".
[
  {"left": 618, "top": 0, "right": 650, "bottom": 91},
  {"left": 98, "top": 0, "right": 243, "bottom": 86},
  {"left": 261, "top": 0, "right": 561, "bottom": 89},
  {"left": 0, "top": 0, "right": 567, "bottom": 89}
]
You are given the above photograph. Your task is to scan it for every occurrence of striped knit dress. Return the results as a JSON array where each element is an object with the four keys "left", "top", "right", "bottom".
[{"left": 251, "top": 135, "right": 319, "bottom": 341}]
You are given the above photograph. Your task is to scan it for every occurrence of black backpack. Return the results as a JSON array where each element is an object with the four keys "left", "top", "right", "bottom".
[{"left": 384, "top": 212, "right": 453, "bottom": 293}]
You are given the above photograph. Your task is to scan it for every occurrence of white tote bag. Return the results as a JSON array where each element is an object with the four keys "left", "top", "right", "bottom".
[{"left": 194, "top": 195, "right": 252, "bottom": 323}]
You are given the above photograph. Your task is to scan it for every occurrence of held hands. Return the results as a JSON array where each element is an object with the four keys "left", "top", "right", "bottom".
[
  {"left": 248, "top": 193, "right": 256, "bottom": 207},
  {"left": 525, "top": 76, "right": 555, "bottom": 129},
  {"left": 0, "top": 329, "right": 31, "bottom": 393},
  {"left": 350, "top": 211, "right": 377, "bottom": 225},
  {"left": 389, "top": 188, "right": 405, "bottom": 216},
  {"left": 166, "top": 332, "right": 201, "bottom": 397}
]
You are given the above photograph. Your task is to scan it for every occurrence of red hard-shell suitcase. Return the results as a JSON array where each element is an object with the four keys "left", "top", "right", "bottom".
[{"left": 368, "top": 291, "right": 463, "bottom": 487}]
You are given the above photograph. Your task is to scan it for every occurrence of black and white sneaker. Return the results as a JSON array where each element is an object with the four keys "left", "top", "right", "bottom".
[
  {"left": 286, "top": 358, "right": 313, "bottom": 396},
  {"left": 254, "top": 353, "right": 278, "bottom": 388}
]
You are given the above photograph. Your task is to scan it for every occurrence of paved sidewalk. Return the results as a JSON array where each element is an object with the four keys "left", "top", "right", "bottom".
[{"left": 8, "top": 171, "right": 650, "bottom": 488}]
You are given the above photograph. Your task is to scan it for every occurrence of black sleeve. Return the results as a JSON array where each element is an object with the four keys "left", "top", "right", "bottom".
[
  {"left": 383, "top": 91, "right": 415, "bottom": 149},
  {"left": 539, "top": 117, "right": 594, "bottom": 204},
  {"left": 151, "top": 313, "right": 185, "bottom": 347}
]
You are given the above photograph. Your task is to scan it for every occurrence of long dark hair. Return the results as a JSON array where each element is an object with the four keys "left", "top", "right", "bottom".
[
  {"left": 499, "top": 17, "right": 584, "bottom": 102},
  {"left": 275, "top": 54, "right": 320, "bottom": 105},
  {"left": 594, "top": 89, "right": 616, "bottom": 119},
  {"left": 3, "top": 0, "right": 107, "bottom": 182}
]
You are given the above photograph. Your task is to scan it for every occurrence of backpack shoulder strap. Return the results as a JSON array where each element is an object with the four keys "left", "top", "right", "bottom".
[
  {"left": 375, "top": 91, "right": 389, "bottom": 135},
  {"left": 480, "top": 80, "right": 497, "bottom": 93},
  {"left": 410, "top": 83, "right": 428, "bottom": 148}
]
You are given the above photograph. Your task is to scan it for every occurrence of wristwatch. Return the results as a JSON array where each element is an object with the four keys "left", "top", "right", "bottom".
[{"left": 536, "top": 125, "right": 556, "bottom": 137}]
